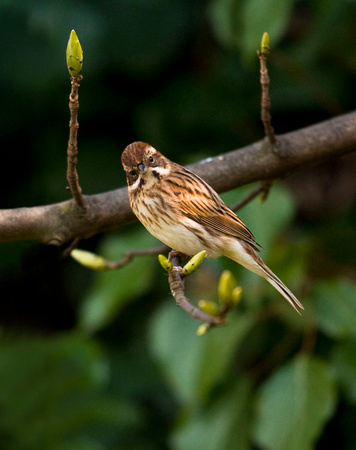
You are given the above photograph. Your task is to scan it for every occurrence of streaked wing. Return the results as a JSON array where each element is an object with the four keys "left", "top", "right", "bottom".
[
  {"left": 182, "top": 204, "right": 260, "bottom": 250},
  {"left": 166, "top": 164, "right": 260, "bottom": 250}
]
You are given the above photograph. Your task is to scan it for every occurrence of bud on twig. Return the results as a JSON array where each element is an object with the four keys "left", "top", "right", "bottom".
[
  {"left": 71, "top": 249, "right": 108, "bottom": 270},
  {"left": 218, "top": 270, "right": 238, "bottom": 308},
  {"left": 182, "top": 250, "right": 206, "bottom": 276},
  {"left": 158, "top": 254, "right": 172, "bottom": 271},
  {"left": 196, "top": 323, "right": 210, "bottom": 336},
  {"left": 198, "top": 300, "right": 221, "bottom": 317},
  {"left": 66, "top": 29, "right": 83, "bottom": 78},
  {"left": 231, "top": 286, "right": 243, "bottom": 306},
  {"left": 260, "top": 32, "right": 270, "bottom": 57}
]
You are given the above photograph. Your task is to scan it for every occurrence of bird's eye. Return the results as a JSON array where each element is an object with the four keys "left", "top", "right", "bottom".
[
  {"left": 128, "top": 169, "right": 138, "bottom": 181},
  {"left": 148, "top": 156, "right": 154, "bottom": 163}
]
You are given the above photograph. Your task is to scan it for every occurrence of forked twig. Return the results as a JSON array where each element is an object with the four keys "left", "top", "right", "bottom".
[
  {"left": 106, "top": 245, "right": 168, "bottom": 269},
  {"left": 231, "top": 180, "right": 274, "bottom": 212},
  {"left": 168, "top": 251, "right": 223, "bottom": 327}
]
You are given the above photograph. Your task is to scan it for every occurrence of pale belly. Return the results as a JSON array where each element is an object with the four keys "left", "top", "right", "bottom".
[
  {"left": 146, "top": 220, "right": 209, "bottom": 256},
  {"left": 133, "top": 197, "right": 222, "bottom": 257}
]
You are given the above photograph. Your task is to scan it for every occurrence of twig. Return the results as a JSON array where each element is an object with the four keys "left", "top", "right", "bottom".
[
  {"left": 258, "top": 34, "right": 276, "bottom": 145},
  {"left": 106, "top": 244, "right": 168, "bottom": 269},
  {"left": 67, "top": 76, "right": 87, "bottom": 210},
  {"left": 70, "top": 243, "right": 169, "bottom": 271},
  {"left": 167, "top": 251, "right": 223, "bottom": 327},
  {"left": 231, "top": 181, "right": 273, "bottom": 212},
  {"left": 62, "top": 237, "right": 81, "bottom": 257}
]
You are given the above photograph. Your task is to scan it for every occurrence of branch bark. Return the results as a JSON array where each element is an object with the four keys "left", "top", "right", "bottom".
[
  {"left": 67, "top": 76, "right": 87, "bottom": 210},
  {"left": 1, "top": 111, "right": 355, "bottom": 245},
  {"left": 168, "top": 251, "right": 222, "bottom": 327}
]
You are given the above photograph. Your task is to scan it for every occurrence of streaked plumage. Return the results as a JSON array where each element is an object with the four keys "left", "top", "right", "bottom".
[{"left": 121, "top": 141, "right": 304, "bottom": 314}]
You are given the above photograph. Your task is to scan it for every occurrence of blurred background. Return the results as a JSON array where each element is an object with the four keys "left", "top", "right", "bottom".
[{"left": 1, "top": 0, "right": 356, "bottom": 448}]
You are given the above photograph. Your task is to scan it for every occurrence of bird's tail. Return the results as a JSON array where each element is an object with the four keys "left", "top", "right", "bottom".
[
  {"left": 259, "top": 263, "right": 304, "bottom": 314},
  {"left": 225, "top": 240, "right": 304, "bottom": 314}
]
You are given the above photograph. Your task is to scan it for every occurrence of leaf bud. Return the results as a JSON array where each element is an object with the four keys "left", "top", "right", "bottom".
[
  {"left": 66, "top": 29, "right": 83, "bottom": 78},
  {"left": 182, "top": 250, "right": 206, "bottom": 276},
  {"left": 260, "top": 32, "right": 270, "bottom": 57},
  {"left": 196, "top": 323, "right": 210, "bottom": 336},
  {"left": 231, "top": 286, "right": 243, "bottom": 305},
  {"left": 158, "top": 254, "right": 172, "bottom": 271},
  {"left": 198, "top": 300, "right": 221, "bottom": 317},
  {"left": 218, "top": 270, "right": 237, "bottom": 307},
  {"left": 71, "top": 249, "right": 108, "bottom": 270}
]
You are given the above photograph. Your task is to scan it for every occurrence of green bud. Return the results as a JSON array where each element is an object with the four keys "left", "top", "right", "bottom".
[
  {"left": 260, "top": 32, "right": 270, "bottom": 57},
  {"left": 71, "top": 249, "right": 108, "bottom": 270},
  {"left": 66, "top": 29, "right": 83, "bottom": 78},
  {"left": 158, "top": 254, "right": 172, "bottom": 271},
  {"left": 196, "top": 323, "right": 210, "bottom": 336},
  {"left": 231, "top": 286, "right": 243, "bottom": 305},
  {"left": 182, "top": 250, "right": 206, "bottom": 276},
  {"left": 198, "top": 300, "right": 221, "bottom": 317},
  {"left": 218, "top": 270, "right": 237, "bottom": 307}
]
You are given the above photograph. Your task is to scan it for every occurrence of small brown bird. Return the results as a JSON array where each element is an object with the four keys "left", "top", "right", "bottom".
[{"left": 121, "top": 141, "right": 304, "bottom": 314}]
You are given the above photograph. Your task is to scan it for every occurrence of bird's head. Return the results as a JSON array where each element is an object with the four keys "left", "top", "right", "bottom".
[{"left": 121, "top": 141, "right": 170, "bottom": 188}]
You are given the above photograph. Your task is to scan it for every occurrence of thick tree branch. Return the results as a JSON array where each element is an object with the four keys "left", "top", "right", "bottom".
[{"left": 1, "top": 111, "right": 355, "bottom": 245}]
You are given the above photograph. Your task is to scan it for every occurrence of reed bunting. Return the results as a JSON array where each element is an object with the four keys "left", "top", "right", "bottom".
[{"left": 121, "top": 141, "right": 303, "bottom": 314}]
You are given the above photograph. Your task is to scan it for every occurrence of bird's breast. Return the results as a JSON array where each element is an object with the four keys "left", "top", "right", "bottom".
[{"left": 128, "top": 190, "right": 224, "bottom": 257}]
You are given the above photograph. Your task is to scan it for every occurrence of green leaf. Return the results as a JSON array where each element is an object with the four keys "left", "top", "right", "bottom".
[
  {"left": 78, "top": 229, "right": 158, "bottom": 334},
  {"left": 172, "top": 378, "right": 253, "bottom": 450},
  {"left": 196, "top": 312, "right": 254, "bottom": 401},
  {"left": 149, "top": 303, "right": 200, "bottom": 404},
  {"left": 331, "top": 341, "right": 356, "bottom": 404},
  {"left": 241, "top": 0, "right": 295, "bottom": 60},
  {"left": 313, "top": 279, "right": 356, "bottom": 340},
  {"left": 207, "top": 0, "right": 295, "bottom": 59},
  {"left": 222, "top": 183, "right": 296, "bottom": 251},
  {"left": 0, "top": 334, "right": 140, "bottom": 449},
  {"left": 254, "top": 354, "right": 336, "bottom": 450},
  {"left": 149, "top": 301, "right": 255, "bottom": 405},
  {"left": 207, "top": 0, "right": 242, "bottom": 50}
]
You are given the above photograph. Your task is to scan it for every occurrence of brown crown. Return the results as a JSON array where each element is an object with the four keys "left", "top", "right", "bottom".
[{"left": 121, "top": 141, "right": 152, "bottom": 168}]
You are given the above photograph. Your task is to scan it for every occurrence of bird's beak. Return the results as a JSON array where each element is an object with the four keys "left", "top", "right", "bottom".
[{"left": 138, "top": 163, "right": 147, "bottom": 173}]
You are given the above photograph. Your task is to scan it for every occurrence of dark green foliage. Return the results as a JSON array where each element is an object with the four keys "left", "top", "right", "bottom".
[{"left": 1, "top": 0, "right": 356, "bottom": 448}]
